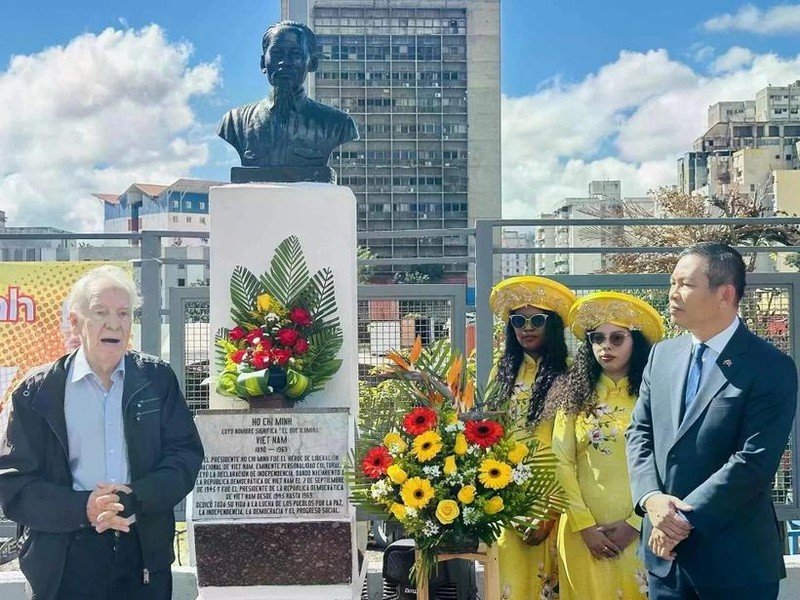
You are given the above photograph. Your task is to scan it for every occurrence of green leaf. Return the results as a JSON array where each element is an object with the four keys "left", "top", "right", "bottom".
[
  {"left": 303, "top": 267, "right": 339, "bottom": 324},
  {"left": 229, "top": 266, "right": 262, "bottom": 328},
  {"left": 260, "top": 235, "right": 310, "bottom": 307}
]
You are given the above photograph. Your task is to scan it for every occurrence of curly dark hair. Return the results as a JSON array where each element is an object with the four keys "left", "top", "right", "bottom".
[
  {"left": 494, "top": 309, "right": 569, "bottom": 425},
  {"left": 547, "top": 329, "right": 651, "bottom": 416}
]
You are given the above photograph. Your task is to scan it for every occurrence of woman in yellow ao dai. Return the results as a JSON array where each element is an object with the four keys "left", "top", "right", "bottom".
[
  {"left": 489, "top": 276, "right": 577, "bottom": 600},
  {"left": 550, "top": 291, "right": 664, "bottom": 600}
]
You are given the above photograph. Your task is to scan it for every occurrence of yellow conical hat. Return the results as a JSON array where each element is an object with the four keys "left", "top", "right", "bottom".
[
  {"left": 568, "top": 291, "right": 665, "bottom": 345},
  {"left": 490, "top": 276, "right": 576, "bottom": 323}
]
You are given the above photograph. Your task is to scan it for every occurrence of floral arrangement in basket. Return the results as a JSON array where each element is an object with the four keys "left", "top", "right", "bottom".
[
  {"left": 214, "top": 235, "right": 343, "bottom": 404},
  {"left": 346, "top": 338, "right": 566, "bottom": 582}
]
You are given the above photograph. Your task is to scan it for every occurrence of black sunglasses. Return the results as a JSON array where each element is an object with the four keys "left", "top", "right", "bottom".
[
  {"left": 587, "top": 331, "right": 631, "bottom": 347},
  {"left": 509, "top": 314, "right": 549, "bottom": 330}
]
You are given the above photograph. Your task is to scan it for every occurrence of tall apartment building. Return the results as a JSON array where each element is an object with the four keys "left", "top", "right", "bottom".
[
  {"left": 282, "top": 0, "right": 501, "bottom": 284},
  {"left": 535, "top": 181, "right": 655, "bottom": 275},
  {"left": 500, "top": 229, "right": 534, "bottom": 278},
  {"left": 678, "top": 80, "right": 800, "bottom": 198}
]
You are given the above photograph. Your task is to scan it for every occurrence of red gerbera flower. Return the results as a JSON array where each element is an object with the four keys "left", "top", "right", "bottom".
[
  {"left": 361, "top": 446, "right": 393, "bottom": 479},
  {"left": 465, "top": 419, "right": 504, "bottom": 448},
  {"left": 402, "top": 407, "right": 438, "bottom": 435}
]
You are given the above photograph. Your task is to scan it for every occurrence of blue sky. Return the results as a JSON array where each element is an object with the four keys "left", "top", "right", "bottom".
[{"left": 2, "top": 1, "right": 800, "bottom": 229}]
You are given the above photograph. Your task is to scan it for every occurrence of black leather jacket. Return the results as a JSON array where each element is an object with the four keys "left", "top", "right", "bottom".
[{"left": 0, "top": 351, "right": 204, "bottom": 600}]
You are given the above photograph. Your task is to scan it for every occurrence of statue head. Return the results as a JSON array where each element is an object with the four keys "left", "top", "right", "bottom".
[{"left": 260, "top": 21, "right": 318, "bottom": 92}]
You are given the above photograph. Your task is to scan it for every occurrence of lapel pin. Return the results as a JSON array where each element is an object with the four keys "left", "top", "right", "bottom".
[{"left": 722, "top": 359, "right": 732, "bottom": 367}]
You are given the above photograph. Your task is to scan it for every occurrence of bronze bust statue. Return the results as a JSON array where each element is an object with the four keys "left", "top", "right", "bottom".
[{"left": 218, "top": 21, "right": 359, "bottom": 183}]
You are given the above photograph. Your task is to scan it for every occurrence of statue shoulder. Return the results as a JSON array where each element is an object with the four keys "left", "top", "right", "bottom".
[
  {"left": 307, "top": 99, "right": 359, "bottom": 142},
  {"left": 220, "top": 99, "right": 270, "bottom": 128},
  {"left": 307, "top": 98, "right": 351, "bottom": 123},
  {"left": 218, "top": 99, "right": 272, "bottom": 148}
]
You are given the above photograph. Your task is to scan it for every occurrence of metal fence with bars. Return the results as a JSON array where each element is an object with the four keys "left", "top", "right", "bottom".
[{"left": 3, "top": 217, "right": 800, "bottom": 531}]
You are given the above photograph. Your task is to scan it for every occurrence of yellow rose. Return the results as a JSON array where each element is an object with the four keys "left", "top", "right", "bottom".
[
  {"left": 454, "top": 433, "right": 468, "bottom": 456},
  {"left": 457, "top": 485, "right": 476, "bottom": 505},
  {"left": 435, "top": 500, "right": 460, "bottom": 525},
  {"left": 390, "top": 503, "right": 407, "bottom": 520},
  {"left": 443, "top": 455, "right": 457, "bottom": 476},
  {"left": 386, "top": 464, "right": 408, "bottom": 484},
  {"left": 484, "top": 496, "right": 504, "bottom": 515},
  {"left": 383, "top": 431, "right": 408, "bottom": 453},
  {"left": 508, "top": 442, "right": 529, "bottom": 465}
]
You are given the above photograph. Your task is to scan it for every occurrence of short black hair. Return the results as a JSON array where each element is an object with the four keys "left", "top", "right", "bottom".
[
  {"left": 262, "top": 21, "right": 316, "bottom": 56},
  {"left": 679, "top": 242, "right": 746, "bottom": 302}
]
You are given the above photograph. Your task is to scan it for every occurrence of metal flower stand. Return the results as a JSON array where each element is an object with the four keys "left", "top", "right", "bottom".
[{"left": 415, "top": 542, "right": 499, "bottom": 600}]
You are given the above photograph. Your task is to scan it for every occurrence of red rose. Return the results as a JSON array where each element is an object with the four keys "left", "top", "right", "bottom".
[
  {"left": 244, "top": 329, "right": 263, "bottom": 345},
  {"left": 465, "top": 419, "right": 504, "bottom": 448},
  {"left": 293, "top": 338, "right": 310, "bottom": 354},
  {"left": 230, "top": 349, "right": 246, "bottom": 364},
  {"left": 361, "top": 446, "right": 393, "bottom": 479},
  {"left": 402, "top": 407, "right": 438, "bottom": 435},
  {"left": 289, "top": 307, "right": 313, "bottom": 327},
  {"left": 272, "top": 348, "right": 292, "bottom": 367},
  {"left": 276, "top": 328, "right": 300, "bottom": 347},
  {"left": 252, "top": 351, "right": 271, "bottom": 370},
  {"left": 229, "top": 326, "right": 246, "bottom": 341}
]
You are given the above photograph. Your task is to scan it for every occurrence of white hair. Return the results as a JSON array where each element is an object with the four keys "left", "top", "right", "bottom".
[{"left": 66, "top": 265, "right": 142, "bottom": 316}]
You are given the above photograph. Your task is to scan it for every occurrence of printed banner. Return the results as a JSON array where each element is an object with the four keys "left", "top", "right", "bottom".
[{"left": 0, "top": 262, "right": 130, "bottom": 407}]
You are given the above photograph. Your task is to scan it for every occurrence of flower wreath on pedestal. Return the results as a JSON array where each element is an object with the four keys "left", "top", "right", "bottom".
[
  {"left": 346, "top": 339, "right": 566, "bottom": 583},
  {"left": 214, "top": 235, "right": 343, "bottom": 406}
]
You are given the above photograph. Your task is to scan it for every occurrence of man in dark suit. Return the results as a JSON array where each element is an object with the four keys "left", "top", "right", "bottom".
[{"left": 627, "top": 242, "right": 797, "bottom": 599}]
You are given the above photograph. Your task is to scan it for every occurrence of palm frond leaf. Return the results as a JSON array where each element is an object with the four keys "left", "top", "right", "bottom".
[
  {"left": 260, "top": 235, "right": 310, "bottom": 307},
  {"left": 229, "top": 266, "right": 262, "bottom": 328},
  {"left": 303, "top": 268, "right": 339, "bottom": 324}
]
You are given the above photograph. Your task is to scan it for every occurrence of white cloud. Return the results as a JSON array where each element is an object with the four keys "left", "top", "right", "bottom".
[
  {"left": 0, "top": 25, "right": 220, "bottom": 231},
  {"left": 710, "top": 47, "right": 756, "bottom": 73},
  {"left": 704, "top": 4, "right": 800, "bottom": 35},
  {"left": 689, "top": 43, "right": 715, "bottom": 64},
  {"left": 502, "top": 49, "right": 800, "bottom": 218}
]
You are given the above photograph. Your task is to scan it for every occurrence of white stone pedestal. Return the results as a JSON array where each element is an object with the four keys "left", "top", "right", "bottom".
[{"left": 189, "top": 183, "right": 361, "bottom": 600}]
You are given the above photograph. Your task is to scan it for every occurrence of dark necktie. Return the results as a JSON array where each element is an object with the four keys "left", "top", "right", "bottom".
[{"left": 683, "top": 342, "right": 708, "bottom": 416}]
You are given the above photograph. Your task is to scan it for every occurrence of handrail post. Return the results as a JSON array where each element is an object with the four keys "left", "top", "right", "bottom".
[{"left": 140, "top": 231, "right": 162, "bottom": 357}]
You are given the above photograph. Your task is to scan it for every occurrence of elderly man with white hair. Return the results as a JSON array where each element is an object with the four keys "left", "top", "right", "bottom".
[{"left": 0, "top": 265, "right": 204, "bottom": 600}]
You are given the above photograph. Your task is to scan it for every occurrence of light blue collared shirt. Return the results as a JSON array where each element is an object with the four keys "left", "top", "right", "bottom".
[
  {"left": 690, "top": 316, "right": 740, "bottom": 389},
  {"left": 64, "top": 348, "right": 129, "bottom": 491}
]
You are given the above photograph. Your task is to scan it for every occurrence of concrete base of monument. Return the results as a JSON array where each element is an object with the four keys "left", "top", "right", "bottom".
[
  {"left": 193, "top": 521, "right": 353, "bottom": 587},
  {"left": 188, "top": 408, "right": 359, "bottom": 598},
  {"left": 198, "top": 584, "right": 354, "bottom": 600}
]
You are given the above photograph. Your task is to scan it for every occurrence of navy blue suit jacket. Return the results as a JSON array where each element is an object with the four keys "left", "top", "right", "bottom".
[{"left": 626, "top": 323, "right": 797, "bottom": 587}]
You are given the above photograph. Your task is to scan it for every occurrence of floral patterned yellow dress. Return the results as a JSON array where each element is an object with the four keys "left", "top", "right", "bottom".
[
  {"left": 551, "top": 375, "right": 648, "bottom": 600},
  {"left": 497, "top": 353, "right": 559, "bottom": 600}
]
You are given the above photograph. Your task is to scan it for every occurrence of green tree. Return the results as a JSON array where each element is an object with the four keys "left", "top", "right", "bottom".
[{"left": 581, "top": 187, "right": 800, "bottom": 274}]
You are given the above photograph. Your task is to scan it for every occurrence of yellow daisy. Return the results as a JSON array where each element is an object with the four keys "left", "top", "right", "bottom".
[
  {"left": 478, "top": 458, "right": 512, "bottom": 490},
  {"left": 412, "top": 430, "right": 443, "bottom": 462},
  {"left": 400, "top": 477, "right": 435, "bottom": 509}
]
